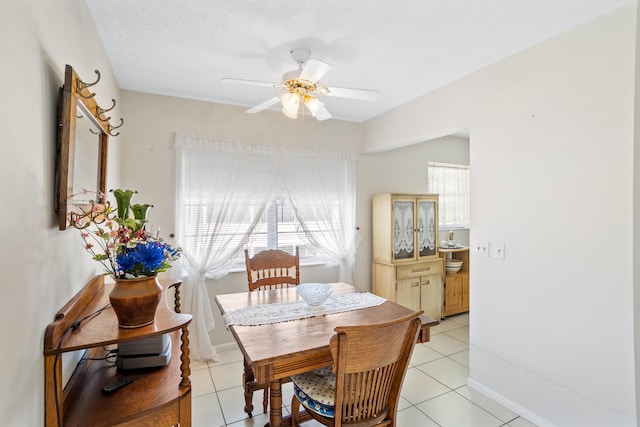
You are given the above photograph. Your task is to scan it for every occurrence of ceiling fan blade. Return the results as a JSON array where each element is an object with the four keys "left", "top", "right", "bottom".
[
  {"left": 246, "top": 96, "right": 280, "bottom": 114},
  {"left": 314, "top": 106, "right": 332, "bottom": 121},
  {"left": 325, "top": 86, "right": 380, "bottom": 102},
  {"left": 221, "top": 78, "right": 277, "bottom": 89},
  {"left": 299, "top": 59, "right": 332, "bottom": 83}
]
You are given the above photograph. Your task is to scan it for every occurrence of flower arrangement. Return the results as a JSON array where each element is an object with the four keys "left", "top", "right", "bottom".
[{"left": 69, "top": 189, "right": 181, "bottom": 279}]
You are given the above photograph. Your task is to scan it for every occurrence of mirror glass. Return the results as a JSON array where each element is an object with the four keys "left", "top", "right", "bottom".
[{"left": 70, "top": 104, "right": 102, "bottom": 206}]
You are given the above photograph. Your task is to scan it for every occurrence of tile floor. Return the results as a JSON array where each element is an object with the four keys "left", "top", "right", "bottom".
[{"left": 190, "top": 313, "right": 537, "bottom": 427}]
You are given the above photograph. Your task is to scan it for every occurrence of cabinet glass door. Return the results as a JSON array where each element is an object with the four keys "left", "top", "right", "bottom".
[
  {"left": 417, "top": 198, "right": 437, "bottom": 259},
  {"left": 392, "top": 200, "right": 415, "bottom": 261}
]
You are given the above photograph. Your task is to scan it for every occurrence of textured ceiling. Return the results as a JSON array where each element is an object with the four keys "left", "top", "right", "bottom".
[{"left": 86, "top": 0, "right": 630, "bottom": 123}]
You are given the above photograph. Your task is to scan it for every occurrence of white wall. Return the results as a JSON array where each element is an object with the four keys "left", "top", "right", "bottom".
[
  {"left": 0, "top": 0, "right": 120, "bottom": 425},
  {"left": 365, "top": 4, "right": 637, "bottom": 426}
]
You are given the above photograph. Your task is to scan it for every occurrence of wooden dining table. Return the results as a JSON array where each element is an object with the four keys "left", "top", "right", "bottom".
[{"left": 214, "top": 282, "right": 439, "bottom": 427}]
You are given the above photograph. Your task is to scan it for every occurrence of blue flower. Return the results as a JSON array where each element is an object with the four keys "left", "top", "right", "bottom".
[{"left": 117, "top": 241, "right": 167, "bottom": 276}]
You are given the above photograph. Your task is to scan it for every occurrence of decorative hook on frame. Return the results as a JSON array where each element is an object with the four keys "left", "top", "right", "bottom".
[
  {"left": 76, "top": 70, "right": 101, "bottom": 99},
  {"left": 96, "top": 99, "right": 116, "bottom": 122},
  {"left": 108, "top": 118, "right": 124, "bottom": 137}
]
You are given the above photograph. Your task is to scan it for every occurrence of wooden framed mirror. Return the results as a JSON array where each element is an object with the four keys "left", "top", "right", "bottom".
[{"left": 55, "top": 65, "right": 119, "bottom": 230}]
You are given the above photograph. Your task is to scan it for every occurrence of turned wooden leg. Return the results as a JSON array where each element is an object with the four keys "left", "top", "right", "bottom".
[
  {"left": 243, "top": 358, "right": 255, "bottom": 417},
  {"left": 173, "top": 284, "right": 181, "bottom": 313},
  {"left": 179, "top": 326, "right": 191, "bottom": 388},
  {"left": 268, "top": 380, "right": 283, "bottom": 427},
  {"left": 263, "top": 389, "right": 269, "bottom": 414}
]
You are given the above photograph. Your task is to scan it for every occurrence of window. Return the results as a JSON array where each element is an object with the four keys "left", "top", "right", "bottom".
[
  {"left": 427, "top": 162, "right": 470, "bottom": 229},
  {"left": 181, "top": 197, "right": 320, "bottom": 268},
  {"left": 175, "top": 135, "right": 358, "bottom": 280},
  {"left": 238, "top": 198, "right": 320, "bottom": 263}
]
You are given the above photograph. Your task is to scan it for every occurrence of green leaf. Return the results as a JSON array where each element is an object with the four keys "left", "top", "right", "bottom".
[
  {"left": 131, "top": 203, "right": 152, "bottom": 221},
  {"left": 112, "top": 189, "right": 136, "bottom": 219}
]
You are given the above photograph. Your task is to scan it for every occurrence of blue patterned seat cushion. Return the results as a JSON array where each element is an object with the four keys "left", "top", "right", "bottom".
[{"left": 291, "top": 366, "right": 336, "bottom": 418}]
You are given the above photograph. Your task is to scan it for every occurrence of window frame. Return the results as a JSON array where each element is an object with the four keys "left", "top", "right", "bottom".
[{"left": 427, "top": 161, "right": 471, "bottom": 229}]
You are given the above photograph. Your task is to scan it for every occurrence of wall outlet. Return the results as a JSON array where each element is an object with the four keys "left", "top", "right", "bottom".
[
  {"left": 474, "top": 241, "right": 489, "bottom": 257},
  {"left": 493, "top": 242, "right": 505, "bottom": 259}
]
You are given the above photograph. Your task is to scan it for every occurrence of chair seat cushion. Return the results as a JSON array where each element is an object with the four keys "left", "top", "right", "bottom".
[{"left": 291, "top": 366, "right": 336, "bottom": 418}]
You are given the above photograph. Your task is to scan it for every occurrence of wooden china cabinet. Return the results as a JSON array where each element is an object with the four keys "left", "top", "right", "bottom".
[
  {"left": 371, "top": 193, "right": 444, "bottom": 320},
  {"left": 43, "top": 275, "right": 192, "bottom": 426}
]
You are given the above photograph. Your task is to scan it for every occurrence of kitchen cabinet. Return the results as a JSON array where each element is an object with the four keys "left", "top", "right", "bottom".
[
  {"left": 439, "top": 247, "right": 470, "bottom": 316},
  {"left": 372, "top": 193, "right": 443, "bottom": 319}
]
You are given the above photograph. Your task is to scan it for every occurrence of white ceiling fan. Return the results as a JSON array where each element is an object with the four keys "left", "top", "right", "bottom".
[{"left": 221, "top": 48, "right": 379, "bottom": 121}]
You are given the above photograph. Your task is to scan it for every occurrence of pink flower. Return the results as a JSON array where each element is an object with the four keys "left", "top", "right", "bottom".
[{"left": 85, "top": 243, "right": 93, "bottom": 249}]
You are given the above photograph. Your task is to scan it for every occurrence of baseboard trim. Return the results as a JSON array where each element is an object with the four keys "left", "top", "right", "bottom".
[{"left": 467, "top": 378, "right": 554, "bottom": 427}]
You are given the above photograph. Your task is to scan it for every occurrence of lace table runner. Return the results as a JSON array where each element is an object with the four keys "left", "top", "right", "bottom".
[{"left": 223, "top": 292, "right": 387, "bottom": 326}]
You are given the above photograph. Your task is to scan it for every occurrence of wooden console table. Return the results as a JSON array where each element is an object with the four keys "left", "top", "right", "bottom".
[{"left": 43, "top": 275, "right": 192, "bottom": 426}]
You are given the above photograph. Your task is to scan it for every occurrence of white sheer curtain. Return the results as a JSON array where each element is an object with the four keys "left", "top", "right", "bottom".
[
  {"left": 175, "top": 134, "right": 277, "bottom": 361},
  {"left": 427, "top": 161, "right": 471, "bottom": 229},
  {"left": 283, "top": 147, "right": 359, "bottom": 285}
]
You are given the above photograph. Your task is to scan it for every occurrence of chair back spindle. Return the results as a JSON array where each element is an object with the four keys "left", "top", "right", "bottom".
[{"left": 244, "top": 247, "right": 300, "bottom": 291}]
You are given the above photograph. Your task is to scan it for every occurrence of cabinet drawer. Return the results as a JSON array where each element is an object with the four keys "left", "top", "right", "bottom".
[{"left": 397, "top": 261, "right": 442, "bottom": 279}]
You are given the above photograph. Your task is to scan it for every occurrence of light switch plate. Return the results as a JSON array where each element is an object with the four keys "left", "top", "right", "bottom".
[
  {"left": 473, "top": 241, "right": 489, "bottom": 257},
  {"left": 493, "top": 242, "right": 505, "bottom": 259}
]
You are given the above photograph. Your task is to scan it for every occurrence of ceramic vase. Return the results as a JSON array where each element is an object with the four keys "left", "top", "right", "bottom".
[{"left": 110, "top": 275, "right": 162, "bottom": 328}]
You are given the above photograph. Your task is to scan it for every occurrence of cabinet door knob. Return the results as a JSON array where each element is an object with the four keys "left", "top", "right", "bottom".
[{"left": 422, "top": 280, "right": 430, "bottom": 285}]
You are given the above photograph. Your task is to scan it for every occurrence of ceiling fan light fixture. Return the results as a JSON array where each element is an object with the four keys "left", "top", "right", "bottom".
[
  {"left": 282, "top": 107, "right": 298, "bottom": 119},
  {"left": 223, "top": 48, "right": 379, "bottom": 121},
  {"left": 304, "top": 95, "right": 324, "bottom": 117},
  {"left": 281, "top": 92, "right": 300, "bottom": 119}
]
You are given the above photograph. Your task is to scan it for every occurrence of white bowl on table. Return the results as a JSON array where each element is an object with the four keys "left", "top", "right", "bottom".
[{"left": 296, "top": 283, "right": 334, "bottom": 308}]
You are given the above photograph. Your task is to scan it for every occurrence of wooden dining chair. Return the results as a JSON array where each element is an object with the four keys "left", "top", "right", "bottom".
[
  {"left": 242, "top": 247, "right": 300, "bottom": 417},
  {"left": 244, "top": 247, "right": 300, "bottom": 291},
  {"left": 290, "top": 310, "right": 423, "bottom": 427}
]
